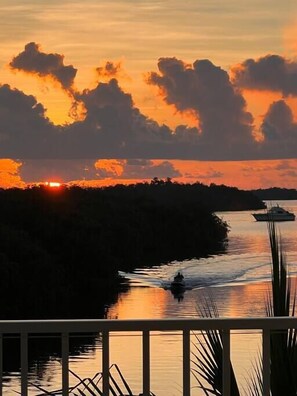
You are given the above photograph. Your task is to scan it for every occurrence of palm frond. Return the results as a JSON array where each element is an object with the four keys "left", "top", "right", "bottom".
[
  {"left": 193, "top": 293, "right": 240, "bottom": 396},
  {"left": 244, "top": 352, "right": 262, "bottom": 396},
  {"left": 247, "top": 221, "right": 297, "bottom": 396}
]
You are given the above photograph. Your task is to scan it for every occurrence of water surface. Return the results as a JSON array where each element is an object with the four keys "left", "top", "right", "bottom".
[{"left": 5, "top": 200, "right": 297, "bottom": 395}]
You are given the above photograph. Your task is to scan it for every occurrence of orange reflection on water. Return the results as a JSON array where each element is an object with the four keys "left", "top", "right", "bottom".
[
  {"left": 207, "top": 281, "right": 269, "bottom": 318},
  {"left": 107, "top": 281, "right": 276, "bottom": 395},
  {"left": 108, "top": 287, "right": 168, "bottom": 319}
]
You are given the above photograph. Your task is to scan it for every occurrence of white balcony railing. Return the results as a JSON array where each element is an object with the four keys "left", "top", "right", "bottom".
[{"left": 0, "top": 317, "right": 297, "bottom": 396}]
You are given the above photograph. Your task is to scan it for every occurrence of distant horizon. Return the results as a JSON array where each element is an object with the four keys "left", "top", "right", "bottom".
[
  {"left": 1, "top": 157, "right": 297, "bottom": 190},
  {"left": 2, "top": 175, "right": 297, "bottom": 194}
]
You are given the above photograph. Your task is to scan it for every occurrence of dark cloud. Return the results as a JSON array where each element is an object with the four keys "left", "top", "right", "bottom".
[
  {"left": 1, "top": 79, "right": 184, "bottom": 159},
  {"left": 2, "top": 51, "right": 297, "bottom": 162},
  {"left": 65, "top": 78, "right": 184, "bottom": 158},
  {"left": 19, "top": 160, "right": 97, "bottom": 183},
  {"left": 148, "top": 57, "right": 254, "bottom": 144},
  {"left": 66, "top": 78, "right": 145, "bottom": 157},
  {"left": 96, "top": 61, "right": 123, "bottom": 79},
  {"left": 10, "top": 42, "right": 77, "bottom": 91},
  {"left": 232, "top": 55, "right": 297, "bottom": 96},
  {"left": 0, "top": 84, "right": 58, "bottom": 158},
  {"left": 259, "top": 100, "right": 297, "bottom": 158},
  {"left": 94, "top": 158, "right": 181, "bottom": 179},
  {"left": 20, "top": 158, "right": 181, "bottom": 183},
  {"left": 121, "top": 159, "right": 181, "bottom": 179},
  {"left": 261, "top": 100, "right": 295, "bottom": 141}
]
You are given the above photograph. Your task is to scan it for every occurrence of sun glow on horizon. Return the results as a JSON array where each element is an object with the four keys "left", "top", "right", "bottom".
[{"left": 44, "top": 181, "right": 62, "bottom": 188}]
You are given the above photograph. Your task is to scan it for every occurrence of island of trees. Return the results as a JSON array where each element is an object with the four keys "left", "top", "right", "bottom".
[
  {"left": 251, "top": 187, "right": 297, "bottom": 200},
  {"left": 0, "top": 180, "right": 264, "bottom": 319}
]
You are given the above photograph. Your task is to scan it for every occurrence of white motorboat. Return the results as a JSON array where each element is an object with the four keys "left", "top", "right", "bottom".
[{"left": 252, "top": 205, "right": 295, "bottom": 222}]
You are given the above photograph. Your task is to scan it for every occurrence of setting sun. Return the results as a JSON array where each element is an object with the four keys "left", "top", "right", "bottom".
[{"left": 44, "top": 181, "right": 62, "bottom": 188}]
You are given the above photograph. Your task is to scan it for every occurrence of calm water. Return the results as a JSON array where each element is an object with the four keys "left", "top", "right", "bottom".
[{"left": 5, "top": 200, "right": 297, "bottom": 395}]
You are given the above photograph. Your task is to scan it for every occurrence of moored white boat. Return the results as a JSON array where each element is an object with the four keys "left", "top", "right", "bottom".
[{"left": 252, "top": 205, "right": 295, "bottom": 222}]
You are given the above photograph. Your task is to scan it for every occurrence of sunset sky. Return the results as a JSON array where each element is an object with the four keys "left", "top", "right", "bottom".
[{"left": 1, "top": 0, "right": 297, "bottom": 189}]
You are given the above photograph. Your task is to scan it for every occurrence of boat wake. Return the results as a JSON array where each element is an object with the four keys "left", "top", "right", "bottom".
[{"left": 119, "top": 250, "right": 297, "bottom": 291}]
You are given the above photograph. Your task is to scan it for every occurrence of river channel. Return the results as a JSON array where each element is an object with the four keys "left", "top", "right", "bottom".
[{"left": 5, "top": 200, "right": 297, "bottom": 395}]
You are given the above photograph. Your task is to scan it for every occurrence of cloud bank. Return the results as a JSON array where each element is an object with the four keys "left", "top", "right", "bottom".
[
  {"left": 2, "top": 44, "right": 297, "bottom": 162},
  {"left": 19, "top": 159, "right": 181, "bottom": 183}
]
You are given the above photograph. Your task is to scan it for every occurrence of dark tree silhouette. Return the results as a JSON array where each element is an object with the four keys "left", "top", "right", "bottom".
[{"left": 0, "top": 181, "right": 263, "bottom": 319}]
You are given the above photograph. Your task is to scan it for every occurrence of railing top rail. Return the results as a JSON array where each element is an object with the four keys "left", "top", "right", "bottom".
[{"left": 0, "top": 317, "right": 296, "bottom": 333}]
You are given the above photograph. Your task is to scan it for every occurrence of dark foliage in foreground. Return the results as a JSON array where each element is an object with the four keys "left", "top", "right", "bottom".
[
  {"left": 0, "top": 181, "right": 261, "bottom": 319},
  {"left": 193, "top": 222, "right": 297, "bottom": 396}
]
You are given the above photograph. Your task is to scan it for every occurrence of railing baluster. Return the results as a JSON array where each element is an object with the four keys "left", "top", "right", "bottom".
[
  {"left": 0, "top": 318, "right": 295, "bottom": 395},
  {"left": 183, "top": 329, "right": 190, "bottom": 396},
  {"left": 102, "top": 330, "right": 110, "bottom": 395},
  {"left": 143, "top": 329, "right": 150, "bottom": 396},
  {"left": 0, "top": 333, "right": 2, "bottom": 396},
  {"left": 62, "top": 332, "right": 69, "bottom": 396},
  {"left": 222, "top": 329, "right": 230, "bottom": 396},
  {"left": 21, "top": 332, "right": 28, "bottom": 396},
  {"left": 263, "top": 329, "right": 270, "bottom": 396}
]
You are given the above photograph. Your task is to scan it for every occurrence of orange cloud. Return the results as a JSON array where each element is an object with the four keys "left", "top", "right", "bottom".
[
  {"left": 0, "top": 159, "right": 25, "bottom": 188},
  {"left": 95, "top": 159, "right": 124, "bottom": 177},
  {"left": 172, "top": 159, "right": 297, "bottom": 190}
]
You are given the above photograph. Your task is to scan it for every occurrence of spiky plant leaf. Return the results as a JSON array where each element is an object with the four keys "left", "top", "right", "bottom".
[
  {"left": 248, "top": 220, "right": 297, "bottom": 396},
  {"left": 192, "top": 293, "right": 240, "bottom": 395}
]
